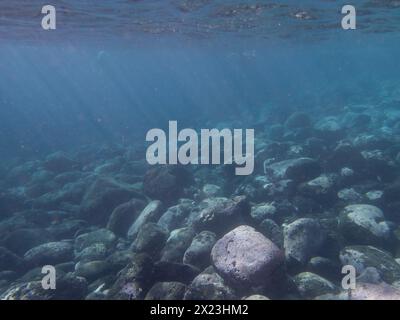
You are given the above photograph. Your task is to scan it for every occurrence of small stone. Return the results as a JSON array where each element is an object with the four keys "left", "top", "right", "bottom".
[
  {"left": 131, "top": 223, "right": 168, "bottom": 255},
  {"left": 285, "top": 112, "right": 312, "bottom": 129},
  {"left": 366, "top": 190, "right": 384, "bottom": 202},
  {"left": 265, "top": 158, "right": 321, "bottom": 183},
  {"left": 293, "top": 272, "right": 337, "bottom": 298},
  {"left": 250, "top": 203, "right": 276, "bottom": 223},
  {"left": 145, "top": 282, "right": 187, "bottom": 300},
  {"left": 160, "top": 227, "right": 195, "bottom": 263},
  {"left": 157, "top": 203, "right": 192, "bottom": 233},
  {"left": 191, "top": 196, "right": 249, "bottom": 235},
  {"left": 153, "top": 261, "right": 200, "bottom": 284},
  {"left": 143, "top": 166, "right": 192, "bottom": 203},
  {"left": 43, "top": 152, "right": 79, "bottom": 174},
  {"left": 107, "top": 199, "right": 146, "bottom": 237},
  {"left": 258, "top": 219, "right": 283, "bottom": 248},
  {"left": 184, "top": 272, "right": 236, "bottom": 300},
  {"left": 24, "top": 241, "right": 74, "bottom": 267},
  {"left": 283, "top": 218, "right": 326, "bottom": 266},
  {"left": 75, "top": 260, "right": 110, "bottom": 281},
  {"left": 80, "top": 177, "right": 145, "bottom": 225},
  {"left": 107, "top": 253, "right": 154, "bottom": 300},
  {"left": 202, "top": 184, "right": 222, "bottom": 198},
  {"left": 337, "top": 188, "right": 363, "bottom": 203},
  {"left": 127, "top": 200, "right": 164, "bottom": 240},
  {"left": 75, "top": 229, "right": 116, "bottom": 254},
  {"left": 183, "top": 231, "right": 217, "bottom": 269},
  {"left": 244, "top": 294, "right": 270, "bottom": 300},
  {"left": 338, "top": 204, "right": 391, "bottom": 246},
  {"left": 307, "top": 257, "right": 341, "bottom": 281},
  {"left": 75, "top": 243, "right": 108, "bottom": 262}
]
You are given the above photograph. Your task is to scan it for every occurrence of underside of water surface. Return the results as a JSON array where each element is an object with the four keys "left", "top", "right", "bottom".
[{"left": 1, "top": 0, "right": 400, "bottom": 301}]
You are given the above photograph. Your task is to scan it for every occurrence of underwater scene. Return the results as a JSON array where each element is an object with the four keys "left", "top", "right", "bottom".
[{"left": 1, "top": 0, "right": 400, "bottom": 301}]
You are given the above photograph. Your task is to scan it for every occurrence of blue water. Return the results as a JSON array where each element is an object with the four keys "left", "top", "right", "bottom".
[
  {"left": 0, "top": 1, "right": 399, "bottom": 160},
  {"left": 1, "top": 1, "right": 400, "bottom": 300}
]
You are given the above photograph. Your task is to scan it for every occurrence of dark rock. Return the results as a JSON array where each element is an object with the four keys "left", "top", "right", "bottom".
[
  {"left": 284, "top": 218, "right": 326, "bottom": 267},
  {"left": 0, "top": 191, "right": 26, "bottom": 218},
  {"left": 191, "top": 196, "right": 250, "bottom": 235},
  {"left": 107, "top": 253, "right": 154, "bottom": 300},
  {"left": 75, "top": 260, "right": 111, "bottom": 281},
  {"left": 338, "top": 204, "right": 391, "bottom": 246},
  {"left": 383, "top": 182, "right": 400, "bottom": 203},
  {"left": 327, "top": 142, "right": 365, "bottom": 170},
  {"left": 107, "top": 199, "right": 146, "bottom": 237},
  {"left": 298, "top": 174, "right": 338, "bottom": 204},
  {"left": 43, "top": 152, "right": 79, "bottom": 174},
  {"left": 293, "top": 272, "right": 337, "bottom": 298},
  {"left": 258, "top": 219, "right": 284, "bottom": 248},
  {"left": 361, "top": 150, "right": 396, "bottom": 182},
  {"left": 153, "top": 261, "right": 200, "bottom": 284},
  {"left": 184, "top": 272, "right": 236, "bottom": 300},
  {"left": 285, "top": 112, "right": 312, "bottom": 129},
  {"left": 265, "top": 158, "right": 321, "bottom": 183},
  {"left": 131, "top": 223, "right": 168, "bottom": 256},
  {"left": 157, "top": 201, "right": 193, "bottom": 233},
  {"left": 307, "top": 257, "right": 341, "bottom": 281},
  {"left": 46, "top": 219, "right": 87, "bottom": 240},
  {"left": 143, "top": 166, "right": 193, "bottom": 203},
  {"left": 32, "top": 181, "right": 86, "bottom": 210},
  {"left": 145, "top": 282, "right": 187, "bottom": 300},
  {"left": 0, "top": 247, "right": 23, "bottom": 272},
  {"left": 106, "top": 250, "right": 135, "bottom": 272},
  {"left": 127, "top": 200, "right": 164, "bottom": 240},
  {"left": 1, "top": 228, "right": 53, "bottom": 256},
  {"left": 75, "top": 229, "right": 116, "bottom": 254},
  {"left": 23, "top": 241, "right": 74, "bottom": 268},
  {"left": 75, "top": 243, "right": 108, "bottom": 262},
  {"left": 160, "top": 227, "right": 195, "bottom": 263},
  {"left": 268, "top": 124, "right": 285, "bottom": 140},
  {"left": 183, "top": 231, "right": 217, "bottom": 270},
  {"left": 80, "top": 177, "right": 145, "bottom": 225}
]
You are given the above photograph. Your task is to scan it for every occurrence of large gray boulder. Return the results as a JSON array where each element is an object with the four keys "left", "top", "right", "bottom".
[{"left": 211, "top": 225, "right": 284, "bottom": 287}]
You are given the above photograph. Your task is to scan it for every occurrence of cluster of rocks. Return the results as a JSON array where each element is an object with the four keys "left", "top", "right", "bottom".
[{"left": 1, "top": 102, "right": 400, "bottom": 300}]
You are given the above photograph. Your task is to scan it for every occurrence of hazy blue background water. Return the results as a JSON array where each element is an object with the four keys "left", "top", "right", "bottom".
[{"left": 0, "top": 1, "right": 400, "bottom": 161}]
